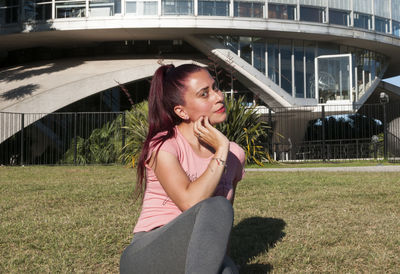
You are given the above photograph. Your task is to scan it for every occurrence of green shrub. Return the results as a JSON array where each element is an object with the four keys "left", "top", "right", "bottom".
[{"left": 216, "top": 96, "right": 272, "bottom": 165}]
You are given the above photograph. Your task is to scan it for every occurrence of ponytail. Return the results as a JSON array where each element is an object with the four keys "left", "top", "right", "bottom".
[{"left": 135, "top": 63, "right": 204, "bottom": 200}]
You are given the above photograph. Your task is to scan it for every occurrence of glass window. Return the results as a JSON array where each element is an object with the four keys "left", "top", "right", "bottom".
[
  {"left": 198, "top": 0, "right": 229, "bottom": 16},
  {"left": 234, "top": 1, "right": 263, "bottom": 18},
  {"left": 1, "top": 0, "right": 20, "bottom": 24},
  {"left": 253, "top": 38, "right": 266, "bottom": 74},
  {"left": 56, "top": 1, "right": 86, "bottom": 18},
  {"left": 280, "top": 40, "right": 292, "bottom": 95},
  {"left": 143, "top": 1, "right": 157, "bottom": 15},
  {"left": 267, "top": 39, "right": 279, "bottom": 85},
  {"left": 294, "top": 41, "right": 304, "bottom": 98},
  {"left": 329, "top": 9, "right": 349, "bottom": 26},
  {"left": 268, "top": 3, "right": 295, "bottom": 20},
  {"left": 162, "top": 0, "right": 193, "bottom": 15},
  {"left": 393, "top": 21, "right": 400, "bottom": 37},
  {"left": 23, "top": 0, "right": 36, "bottom": 21},
  {"left": 126, "top": 1, "right": 137, "bottom": 13},
  {"left": 90, "top": 0, "right": 115, "bottom": 16},
  {"left": 305, "top": 41, "right": 316, "bottom": 98},
  {"left": 375, "top": 16, "right": 389, "bottom": 33},
  {"left": 354, "top": 12, "right": 371, "bottom": 30},
  {"left": 318, "top": 42, "right": 339, "bottom": 56},
  {"left": 223, "top": 36, "right": 239, "bottom": 53},
  {"left": 115, "top": 0, "right": 121, "bottom": 13},
  {"left": 35, "top": 1, "right": 52, "bottom": 21},
  {"left": 317, "top": 55, "right": 351, "bottom": 103},
  {"left": 239, "top": 37, "right": 252, "bottom": 65},
  {"left": 300, "top": 6, "right": 324, "bottom": 23}
]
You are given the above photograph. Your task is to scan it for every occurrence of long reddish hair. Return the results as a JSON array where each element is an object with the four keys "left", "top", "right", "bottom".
[{"left": 136, "top": 63, "right": 205, "bottom": 198}]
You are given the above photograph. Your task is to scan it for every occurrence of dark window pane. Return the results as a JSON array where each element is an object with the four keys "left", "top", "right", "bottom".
[
  {"left": 300, "top": 6, "right": 324, "bottom": 23},
  {"left": 268, "top": 3, "right": 295, "bottom": 20},
  {"left": 329, "top": 9, "right": 348, "bottom": 26},
  {"left": 354, "top": 12, "right": 371, "bottom": 30},
  {"left": 375, "top": 16, "right": 389, "bottom": 33}
]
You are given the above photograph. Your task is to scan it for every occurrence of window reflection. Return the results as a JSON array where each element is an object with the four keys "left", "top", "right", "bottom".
[
  {"left": 253, "top": 37, "right": 265, "bottom": 74},
  {"left": 375, "top": 16, "right": 389, "bottom": 33},
  {"left": 234, "top": 1, "right": 263, "bottom": 18},
  {"left": 294, "top": 41, "right": 304, "bottom": 98},
  {"left": 89, "top": 0, "right": 116, "bottom": 17},
  {"left": 305, "top": 41, "right": 316, "bottom": 98},
  {"left": 268, "top": 3, "right": 295, "bottom": 20},
  {"left": 126, "top": 0, "right": 157, "bottom": 15},
  {"left": 162, "top": 0, "right": 193, "bottom": 15},
  {"left": 300, "top": 6, "right": 324, "bottom": 23},
  {"left": 329, "top": 9, "right": 349, "bottom": 26},
  {"left": 280, "top": 40, "right": 292, "bottom": 94},
  {"left": 0, "top": 0, "right": 19, "bottom": 24},
  {"left": 35, "top": 0, "right": 52, "bottom": 21},
  {"left": 267, "top": 39, "right": 279, "bottom": 85},
  {"left": 393, "top": 21, "right": 400, "bottom": 37},
  {"left": 56, "top": 1, "right": 86, "bottom": 18},
  {"left": 198, "top": 0, "right": 229, "bottom": 16},
  {"left": 239, "top": 37, "right": 252, "bottom": 65},
  {"left": 354, "top": 12, "right": 371, "bottom": 30}
]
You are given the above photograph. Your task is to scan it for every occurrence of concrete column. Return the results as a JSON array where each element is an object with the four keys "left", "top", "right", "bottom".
[
  {"left": 303, "top": 43, "right": 306, "bottom": 99},
  {"left": 389, "top": 0, "right": 393, "bottom": 34},
  {"left": 350, "top": 0, "right": 354, "bottom": 27},
  {"left": 265, "top": 40, "right": 268, "bottom": 76},
  {"left": 371, "top": 0, "right": 375, "bottom": 30},
  {"left": 194, "top": 0, "right": 198, "bottom": 16},
  {"left": 52, "top": 0, "right": 55, "bottom": 19},
  {"left": 296, "top": 0, "right": 300, "bottom": 21},
  {"left": 291, "top": 40, "right": 295, "bottom": 98},
  {"left": 157, "top": 0, "right": 161, "bottom": 16},
  {"left": 278, "top": 40, "right": 281, "bottom": 88},
  {"left": 86, "top": 0, "right": 89, "bottom": 17},
  {"left": 230, "top": 0, "right": 234, "bottom": 17}
]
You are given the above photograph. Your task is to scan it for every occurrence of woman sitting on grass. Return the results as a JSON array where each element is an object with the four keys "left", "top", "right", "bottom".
[{"left": 120, "top": 63, "right": 245, "bottom": 274}]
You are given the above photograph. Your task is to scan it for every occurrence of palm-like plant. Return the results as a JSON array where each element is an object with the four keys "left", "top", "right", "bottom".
[
  {"left": 216, "top": 96, "right": 271, "bottom": 165},
  {"left": 119, "top": 101, "right": 149, "bottom": 166}
]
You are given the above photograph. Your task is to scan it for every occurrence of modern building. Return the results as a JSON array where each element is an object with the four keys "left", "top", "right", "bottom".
[{"left": 1, "top": 0, "right": 400, "bottom": 162}]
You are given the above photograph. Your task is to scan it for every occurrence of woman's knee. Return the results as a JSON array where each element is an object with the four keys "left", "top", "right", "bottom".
[{"left": 200, "top": 196, "right": 233, "bottom": 222}]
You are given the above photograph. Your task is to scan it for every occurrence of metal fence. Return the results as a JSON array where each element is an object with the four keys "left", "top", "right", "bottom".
[
  {"left": 266, "top": 102, "right": 400, "bottom": 161},
  {"left": 1, "top": 102, "right": 400, "bottom": 165},
  {"left": 0, "top": 112, "right": 125, "bottom": 165}
]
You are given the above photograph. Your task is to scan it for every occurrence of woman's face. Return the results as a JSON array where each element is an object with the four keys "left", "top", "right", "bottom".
[{"left": 180, "top": 69, "right": 226, "bottom": 125}]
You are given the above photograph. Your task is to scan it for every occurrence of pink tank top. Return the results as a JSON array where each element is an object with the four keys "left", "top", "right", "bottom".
[{"left": 133, "top": 127, "right": 245, "bottom": 233}]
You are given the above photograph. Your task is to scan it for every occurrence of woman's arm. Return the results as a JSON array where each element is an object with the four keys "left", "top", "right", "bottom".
[{"left": 149, "top": 117, "right": 229, "bottom": 211}]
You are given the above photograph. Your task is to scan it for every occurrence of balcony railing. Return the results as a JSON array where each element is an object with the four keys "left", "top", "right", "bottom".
[{"left": 1, "top": 0, "right": 400, "bottom": 38}]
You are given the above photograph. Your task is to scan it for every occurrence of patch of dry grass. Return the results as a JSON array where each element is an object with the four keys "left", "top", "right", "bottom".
[{"left": 1, "top": 166, "right": 399, "bottom": 273}]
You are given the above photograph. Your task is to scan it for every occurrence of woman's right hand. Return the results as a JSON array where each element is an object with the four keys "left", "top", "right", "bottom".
[{"left": 193, "top": 116, "right": 230, "bottom": 153}]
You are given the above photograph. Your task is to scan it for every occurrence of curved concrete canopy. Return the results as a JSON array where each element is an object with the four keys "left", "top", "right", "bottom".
[
  {"left": 0, "top": 56, "right": 203, "bottom": 143},
  {"left": 0, "top": 57, "right": 201, "bottom": 113}
]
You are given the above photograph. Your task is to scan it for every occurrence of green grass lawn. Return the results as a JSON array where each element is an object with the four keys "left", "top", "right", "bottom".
[{"left": 1, "top": 166, "right": 399, "bottom": 273}]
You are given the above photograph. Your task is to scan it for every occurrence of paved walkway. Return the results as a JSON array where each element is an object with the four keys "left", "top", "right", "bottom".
[{"left": 245, "top": 165, "right": 400, "bottom": 172}]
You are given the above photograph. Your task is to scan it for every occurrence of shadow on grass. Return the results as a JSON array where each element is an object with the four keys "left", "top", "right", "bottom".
[{"left": 230, "top": 217, "right": 286, "bottom": 273}]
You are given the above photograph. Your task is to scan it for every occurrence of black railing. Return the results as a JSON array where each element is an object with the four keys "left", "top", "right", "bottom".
[
  {"left": 0, "top": 112, "right": 124, "bottom": 165},
  {"left": 1, "top": 102, "right": 400, "bottom": 165},
  {"left": 267, "top": 102, "right": 400, "bottom": 161}
]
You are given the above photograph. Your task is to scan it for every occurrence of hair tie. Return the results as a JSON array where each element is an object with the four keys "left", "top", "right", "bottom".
[{"left": 165, "top": 64, "right": 175, "bottom": 74}]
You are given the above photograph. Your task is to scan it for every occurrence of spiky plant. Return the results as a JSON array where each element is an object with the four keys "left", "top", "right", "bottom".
[
  {"left": 119, "top": 101, "right": 149, "bottom": 167},
  {"left": 216, "top": 96, "right": 271, "bottom": 165}
]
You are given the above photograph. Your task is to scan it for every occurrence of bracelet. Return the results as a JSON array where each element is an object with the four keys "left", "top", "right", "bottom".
[{"left": 212, "top": 157, "right": 227, "bottom": 168}]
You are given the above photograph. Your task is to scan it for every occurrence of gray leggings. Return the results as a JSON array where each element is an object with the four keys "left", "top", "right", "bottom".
[{"left": 120, "top": 196, "right": 239, "bottom": 274}]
